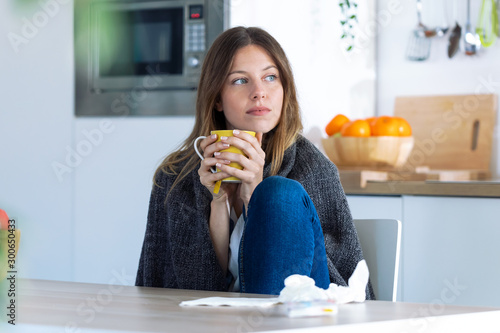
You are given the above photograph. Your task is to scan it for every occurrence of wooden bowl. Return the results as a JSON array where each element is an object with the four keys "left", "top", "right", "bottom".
[{"left": 322, "top": 136, "right": 414, "bottom": 168}]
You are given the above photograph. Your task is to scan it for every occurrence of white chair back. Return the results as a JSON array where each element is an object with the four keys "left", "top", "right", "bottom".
[{"left": 353, "top": 219, "right": 402, "bottom": 301}]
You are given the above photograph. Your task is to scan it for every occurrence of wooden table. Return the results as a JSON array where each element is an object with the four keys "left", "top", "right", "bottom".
[{"left": 3, "top": 279, "right": 500, "bottom": 332}]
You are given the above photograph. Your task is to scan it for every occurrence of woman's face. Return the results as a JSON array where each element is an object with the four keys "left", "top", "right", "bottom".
[{"left": 216, "top": 44, "right": 283, "bottom": 133}]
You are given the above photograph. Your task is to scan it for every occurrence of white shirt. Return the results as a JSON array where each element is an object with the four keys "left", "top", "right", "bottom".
[{"left": 228, "top": 210, "right": 245, "bottom": 292}]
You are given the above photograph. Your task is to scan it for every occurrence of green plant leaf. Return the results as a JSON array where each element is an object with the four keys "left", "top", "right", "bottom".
[{"left": 338, "top": 0, "right": 358, "bottom": 48}]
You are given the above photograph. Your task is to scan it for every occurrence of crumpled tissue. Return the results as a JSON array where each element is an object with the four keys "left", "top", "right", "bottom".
[
  {"left": 179, "top": 259, "right": 369, "bottom": 308},
  {"left": 278, "top": 259, "right": 369, "bottom": 304}
]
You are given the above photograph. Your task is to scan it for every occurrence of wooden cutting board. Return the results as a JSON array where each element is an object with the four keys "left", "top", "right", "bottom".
[
  {"left": 394, "top": 94, "right": 498, "bottom": 170},
  {"left": 338, "top": 169, "right": 491, "bottom": 188}
]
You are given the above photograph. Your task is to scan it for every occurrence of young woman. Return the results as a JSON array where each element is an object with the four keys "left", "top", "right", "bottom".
[{"left": 136, "top": 26, "right": 373, "bottom": 298}]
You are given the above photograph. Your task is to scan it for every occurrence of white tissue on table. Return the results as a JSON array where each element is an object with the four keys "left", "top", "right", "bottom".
[
  {"left": 277, "top": 275, "right": 329, "bottom": 302},
  {"left": 279, "top": 259, "right": 369, "bottom": 304},
  {"left": 326, "top": 259, "right": 369, "bottom": 303},
  {"left": 179, "top": 260, "right": 368, "bottom": 307},
  {"left": 179, "top": 296, "right": 280, "bottom": 307}
]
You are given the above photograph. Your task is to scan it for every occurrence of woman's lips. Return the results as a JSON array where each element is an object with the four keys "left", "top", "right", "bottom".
[{"left": 246, "top": 106, "right": 270, "bottom": 116}]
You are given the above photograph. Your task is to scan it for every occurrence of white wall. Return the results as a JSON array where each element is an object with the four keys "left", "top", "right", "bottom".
[
  {"left": 1, "top": 0, "right": 74, "bottom": 281},
  {"left": 72, "top": 118, "right": 193, "bottom": 283},
  {"left": 377, "top": 0, "right": 500, "bottom": 177}
]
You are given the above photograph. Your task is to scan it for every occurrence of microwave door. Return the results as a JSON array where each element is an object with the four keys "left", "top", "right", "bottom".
[{"left": 91, "top": 3, "right": 190, "bottom": 92}]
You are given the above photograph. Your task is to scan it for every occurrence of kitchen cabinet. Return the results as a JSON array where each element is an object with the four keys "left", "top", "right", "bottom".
[
  {"left": 346, "top": 195, "right": 403, "bottom": 220},
  {"left": 402, "top": 196, "right": 500, "bottom": 308},
  {"left": 347, "top": 194, "right": 500, "bottom": 307}
]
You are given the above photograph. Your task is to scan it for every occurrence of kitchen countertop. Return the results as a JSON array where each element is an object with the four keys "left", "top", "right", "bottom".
[{"left": 341, "top": 178, "right": 500, "bottom": 197}]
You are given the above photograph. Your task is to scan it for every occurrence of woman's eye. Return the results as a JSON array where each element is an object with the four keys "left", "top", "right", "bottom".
[
  {"left": 265, "top": 75, "right": 278, "bottom": 82},
  {"left": 233, "top": 78, "right": 248, "bottom": 85}
]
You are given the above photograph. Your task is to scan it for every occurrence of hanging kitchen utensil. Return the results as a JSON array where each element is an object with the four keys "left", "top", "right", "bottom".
[
  {"left": 497, "top": 0, "right": 500, "bottom": 35},
  {"left": 406, "top": 32, "right": 431, "bottom": 61},
  {"left": 464, "top": 0, "right": 481, "bottom": 55},
  {"left": 448, "top": 0, "right": 462, "bottom": 58},
  {"left": 448, "top": 24, "right": 462, "bottom": 57},
  {"left": 431, "top": 0, "right": 450, "bottom": 37},
  {"left": 406, "top": 0, "right": 431, "bottom": 61},
  {"left": 476, "top": 0, "right": 498, "bottom": 47},
  {"left": 413, "top": 0, "right": 449, "bottom": 38}
]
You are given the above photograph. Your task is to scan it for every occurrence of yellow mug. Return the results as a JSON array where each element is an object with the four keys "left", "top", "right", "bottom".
[{"left": 194, "top": 130, "right": 256, "bottom": 182}]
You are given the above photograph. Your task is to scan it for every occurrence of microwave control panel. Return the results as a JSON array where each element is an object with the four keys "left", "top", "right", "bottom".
[
  {"left": 187, "top": 4, "right": 205, "bottom": 57},
  {"left": 186, "top": 4, "right": 206, "bottom": 70},
  {"left": 187, "top": 23, "right": 206, "bottom": 53}
]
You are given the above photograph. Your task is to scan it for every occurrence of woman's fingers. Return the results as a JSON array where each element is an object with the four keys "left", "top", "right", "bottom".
[
  {"left": 197, "top": 130, "right": 265, "bottom": 200},
  {"left": 199, "top": 157, "right": 230, "bottom": 176},
  {"left": 231, "top": 130, "right": 265, "bottom": 159},
  {"left": 214, "top": 162, "right": 259, "bottom": 183},
  {"left": 211, "top": 131, "right": 264, "bottom": 185},
  {"left": 201, "top": 130, "right": 264, "bottom": 163},
  {"left": 219, "top": 133, "right": 265, "bottom": 164},
  {"left": 198, "top": 134, "right": 218, "bottom": 159},
  {"left": 201, "top": 133, "right": 248, "bottom": 159},
  {"left": 198, "top": 162, "right": 231, "bottom": 192}
]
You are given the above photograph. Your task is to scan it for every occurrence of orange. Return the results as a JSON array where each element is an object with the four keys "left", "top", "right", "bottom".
[
  {"left": 365, "top": 116, "right": 377, "bottom": 125},
  {"left": 366, "top": 116, "right": 378, "bottom": 133},
  {"left": 340, "top": 119, "right": 371, "bottom": 137},
  {"left": 371, "top": 116, "right": 400, "bottom": 136},
  {"left": 394, "top": 117, "right": 412, "bottom": 136},
  {"left": 325, "top": 114, "right": 350, "bottom": 136}
]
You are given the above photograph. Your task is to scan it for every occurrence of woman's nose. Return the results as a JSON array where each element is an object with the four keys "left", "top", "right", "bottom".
[{"left": 251, "top": 82, "right": 266, "bottom": 100}]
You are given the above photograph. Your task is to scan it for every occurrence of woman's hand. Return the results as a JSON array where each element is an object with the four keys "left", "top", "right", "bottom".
[
  {"left": 199, "top": 134, "right": 238, "bottom": 274},
  {"left": 197, "top": 134, "right": 237, "bottom": 201},
  {"left": 215, "top": 130, "right": 265, "bottom": 207}
]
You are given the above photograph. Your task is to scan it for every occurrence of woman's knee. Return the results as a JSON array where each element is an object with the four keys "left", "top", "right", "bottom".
[
  {"left": 251, "top": 176, "right": 306, "bottom": 205},
  {"left": 248, "top": 176, "right": 315, "bottom": 221}
]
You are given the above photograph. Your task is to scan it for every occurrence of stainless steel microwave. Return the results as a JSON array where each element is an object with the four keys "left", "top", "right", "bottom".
[{"left": 75, "top": 0, "right": 228, "bottom": 116}]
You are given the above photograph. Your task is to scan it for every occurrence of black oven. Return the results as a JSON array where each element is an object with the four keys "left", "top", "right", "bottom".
[{"left": 75, "top": 0, "right": 228, "bottom": 116}]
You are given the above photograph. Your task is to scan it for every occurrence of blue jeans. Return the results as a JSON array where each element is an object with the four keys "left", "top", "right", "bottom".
[{"left": 239, "top": 176, "right": 330, "bottom": 295}]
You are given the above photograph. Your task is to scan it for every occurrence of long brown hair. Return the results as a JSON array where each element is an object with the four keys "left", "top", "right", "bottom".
[{"left": 155, "top": 26, "right": 303, "bottom": 193}]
